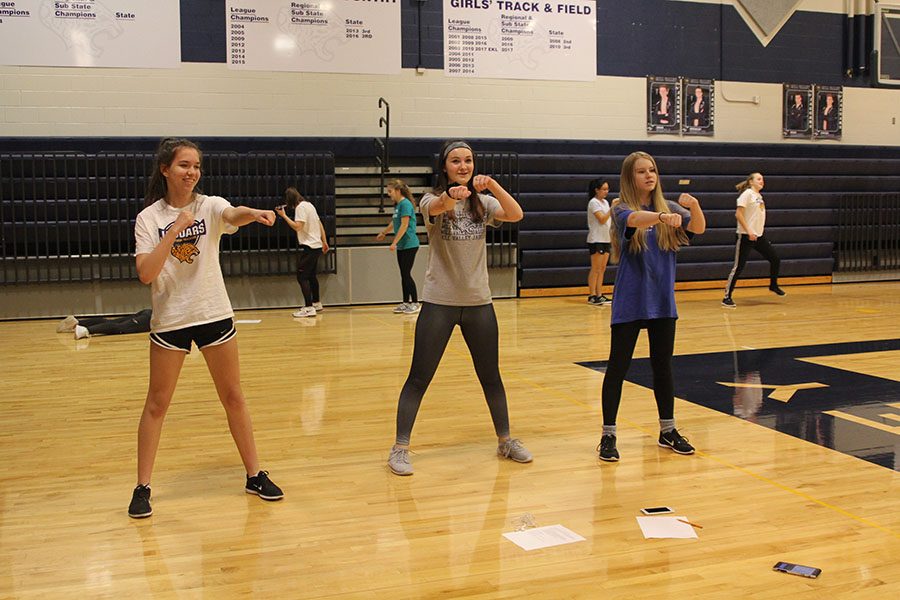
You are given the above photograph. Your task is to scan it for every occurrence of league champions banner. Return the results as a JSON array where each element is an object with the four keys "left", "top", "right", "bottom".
[
  {"left": 443, "top": 0, "right": 596, "bottom": 81},
  {"left": 682, "top": 78, "right": 714, "bottom": 136},
  {"left": 813, "top": 84, "right": 842, "bottom": 140},
  {"left": 646, "top": 76, "right": 680, "bottom": 134},
  {"left": 227, "top": 0, "right": 401, "bottom": 74},
  {"left": 782, "top": 83, "right": 812, "bottom": 139},
  {"left": 0, "top": 1, "right": 179, "bottom": 68}
]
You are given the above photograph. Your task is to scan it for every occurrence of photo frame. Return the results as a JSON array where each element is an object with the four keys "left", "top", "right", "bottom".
[
  {"left": 647, "top": 76, "right": 681, "bottom": 134},
  {"left": 682, "top": 79, "right": 715, "bottom": 136},
  {"left": 813, "top": 85, "right": 843, "bottom": 139},
  {"left": 782, "top": 83, "right": 812, "bottom": 139}
]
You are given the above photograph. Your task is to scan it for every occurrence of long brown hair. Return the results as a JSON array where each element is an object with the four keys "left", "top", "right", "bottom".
[
  {"left": 284, "top": 186, "right": 306, "bottom": 210},
  {"left": 387, "top": 179, "right": 414, "bottom": 206},
  {"left": 735, "top": 172, "right": 761, "bottom": 193},
  {"left": 143, "top": 137, "right": 202, "bottom": 208},
  {"left": 610, "top": 151, "right": 689, "bottom": 262},
  {"left": 432, "top": 140, "right": 484, "bottom": 222}
]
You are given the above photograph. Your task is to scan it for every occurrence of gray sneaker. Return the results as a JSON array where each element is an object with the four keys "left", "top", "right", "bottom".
[
  {"left": 388, "top": 445, "right": 413, "bottom": 476},
  {"left": 497, "top": 438, "right": 533, "bottom": 463},
  {"left": 402, "top": 302, "right": 421, "bottom": 314},
  {"left": 392, "top": 303, "right": 408, "bottom": 314}
]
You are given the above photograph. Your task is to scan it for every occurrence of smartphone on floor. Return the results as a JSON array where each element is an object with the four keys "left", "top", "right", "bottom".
[{"left": 773, "top": 562, "right": 821, "bottom": 578}]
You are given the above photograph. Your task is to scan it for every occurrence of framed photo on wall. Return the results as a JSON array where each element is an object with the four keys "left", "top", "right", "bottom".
[
  {"left": 783, "top": 83, "right": 812, "bottom": 138},
  {"left": 647, "top": 76, "right": 681, "bottom": 134},
  {"left": 813, "top": 85, "right": 843, "bottom": 139},
  {"left": 682, "top": 79, "right": 715, "bottom": 136}
]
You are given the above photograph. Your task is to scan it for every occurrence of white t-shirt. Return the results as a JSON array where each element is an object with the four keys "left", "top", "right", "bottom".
[
  {"left": 736, "top": 189, "right": 765, "bottom": 235},
  {"left": 419, "top": 192, "right": 501, "bottom": 306},
  {"left": 587, "top": 197, "right": 611, "bottom": 243},
  {"left": 134, "top": 194, "right": 238, "bottom": 333},
  {"left": 294, "top": 201, "right": 323, "bottom": 248}
]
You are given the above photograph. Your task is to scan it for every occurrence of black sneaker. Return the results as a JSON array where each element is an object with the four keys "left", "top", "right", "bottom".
[
  {"left": 245, "top": 470, "right": 284, "bottom": 501},
  {"left": 128, "top": 484, "right": 152, "bottom": 519},
  {"left": 597, "top": 294, "right": 611, "bottom": 306},
  {"left": 769, "top": 285, "right": 786, "bottom": 296},
  {"left": 721, "top": 297, "right": 736, "bottom": 308},
  {"left": 597, "top": 434, "right": 620, "bottom": 462},
  {"left": 658, "top": 429, "right": 695, "bottom": 455},
  {"left": 587, "top": 295, "right": 598, "bottom": 305}
]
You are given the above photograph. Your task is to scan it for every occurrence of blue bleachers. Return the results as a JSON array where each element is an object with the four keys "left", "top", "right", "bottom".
[{"left": 516, "top": 153, "right": 900, "bottom": 289}]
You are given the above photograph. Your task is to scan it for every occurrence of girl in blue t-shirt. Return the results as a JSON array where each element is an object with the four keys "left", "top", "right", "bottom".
[
  {"left": 377, "top": 179, "right": 421, "bottom": 314},
  {"left": 597, "top": 151, "right": 706, "bottom": 463}
]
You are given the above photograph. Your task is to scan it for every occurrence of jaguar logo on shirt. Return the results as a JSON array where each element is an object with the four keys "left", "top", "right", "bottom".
[
  {"left": 441, "top": 205, "right": 485, "bottom": 241},
  {"left": 159, "top": 220, "right": 207, "bottom": 264}
]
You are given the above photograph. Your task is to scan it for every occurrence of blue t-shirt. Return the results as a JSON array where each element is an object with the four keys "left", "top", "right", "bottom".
[
  {"left": 392, "top": 198, "right": 420, "bottom": 250},
  {"left": 610, "top": 200, "right": 691, "bottom": 325}
]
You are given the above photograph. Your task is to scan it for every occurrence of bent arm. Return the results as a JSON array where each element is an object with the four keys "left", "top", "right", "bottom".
[
  {"left": 135, "top": 230, "right": 180, "bottom": 284},
  {"left": 488, "top": 181, "right": 523, "bottom": 223}
]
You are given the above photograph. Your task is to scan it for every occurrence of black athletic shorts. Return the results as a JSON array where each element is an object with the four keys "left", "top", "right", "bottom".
[
  {"left": 150, "top": 318, "right": 236, "bottom": 353},
  {"left": 588, "top": 242, "right": 611, "bottom": 255}
]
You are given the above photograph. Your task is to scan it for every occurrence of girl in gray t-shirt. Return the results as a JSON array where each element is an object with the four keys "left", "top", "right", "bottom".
[{"left": 387, "top": 140, "right": 533, "bottom": 476}]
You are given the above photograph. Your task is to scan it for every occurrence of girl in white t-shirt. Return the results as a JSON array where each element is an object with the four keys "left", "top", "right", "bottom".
[
  {"left": 128, "top": 138, "right": 284, "bottom": 518},
  {"left": 722, "top": 172, "right": 785, "bottom": 308},
  {"left": 275, "top": 187, "right": 329, "bottom": 318},
  {"left": 586, "top": 178, "right": 612, "bottom": 305}
]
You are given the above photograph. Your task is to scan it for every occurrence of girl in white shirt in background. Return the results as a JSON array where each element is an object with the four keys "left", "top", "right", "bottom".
[
  {"left": 586, "top": 178, "right": 612, "bottom": 305},
  {"left": 722, "top": 172, "right": 785, "bottom": 308},
  {"left": 276, "top": 187, "right": 330, "bottom": 318},
  {"left": 129, "top": 138, "right": 284, "bottom": 518}
]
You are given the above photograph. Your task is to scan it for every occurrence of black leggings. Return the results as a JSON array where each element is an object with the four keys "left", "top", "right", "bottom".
[
  {"left": 79, "top": 309, "right": 152, "bottom": 336},
  {"left": 601, "top": 318, "right": 676, "bottom": 426},
  {"left": 295, "top": 246, "right": 322, "bottom": 306},
  {"left": 394, "top": 302, "right": 510, "bottom": 446},
  {"left": 396, "top": 247, "right": 418, "bottom": 303},
  {"left": 724, "top": 234, "right": 780, "bottom": 298}
]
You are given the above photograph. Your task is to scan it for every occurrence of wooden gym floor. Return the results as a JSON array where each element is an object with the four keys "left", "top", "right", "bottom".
[{"left": 0, "top": 282, "right": 897, "bottom": 598}]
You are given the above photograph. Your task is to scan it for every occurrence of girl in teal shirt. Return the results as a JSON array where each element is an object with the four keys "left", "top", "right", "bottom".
[{"left": 377, "top": 179, "right": 420, "bottom": 314}]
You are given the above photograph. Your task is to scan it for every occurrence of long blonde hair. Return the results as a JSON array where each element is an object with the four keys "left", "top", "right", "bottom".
[{"left": 610, "top": 151, "right": 689, "bottom": 262}]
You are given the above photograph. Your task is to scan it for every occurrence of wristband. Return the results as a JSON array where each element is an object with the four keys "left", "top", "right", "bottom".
[{"left": 658, "top": 212, "right": 664, "bottom": 223}]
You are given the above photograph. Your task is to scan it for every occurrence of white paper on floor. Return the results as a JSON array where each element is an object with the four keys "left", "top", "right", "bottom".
[
  {"left": 503, "top": 525, "right": 586, "bottom": 551},
  {"left": 234, "top": 319, "right": 262, "bottom": 324},
  {"left": 636, "top": 516, "right": 699, "bottom": 539}
]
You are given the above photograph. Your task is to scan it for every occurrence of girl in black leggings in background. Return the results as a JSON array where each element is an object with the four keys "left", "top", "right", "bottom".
[{"left": 387, "top": 140, "right": 531, "bottom": 476}]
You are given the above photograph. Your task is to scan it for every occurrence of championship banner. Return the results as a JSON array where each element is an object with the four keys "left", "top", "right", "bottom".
[
  {"left": 443, "top": 0, "right": 596, "bottom": 81},
  {"left": 227, "top": 0, "right": 401, "bottom": 74},
  {"left": 0, "top": 1, "right": 179, "bottom": 68}
]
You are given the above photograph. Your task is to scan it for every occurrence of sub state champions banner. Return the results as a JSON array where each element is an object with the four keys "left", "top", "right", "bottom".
[
  {"left": 0, "top": 0, "right": 179, "bottom": 68},
  {"left": 226, "top": 0, "right": 401, "bottom": 74},
  {"left": 443, "top": 0, "right": 595, "bottom": 81}
]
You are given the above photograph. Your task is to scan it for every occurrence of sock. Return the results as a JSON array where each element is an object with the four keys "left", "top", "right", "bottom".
[
  {"left": 659, "top": 419, "right": 675, "bottom": 434},
  {"left": 602, "top": 425, "right": 617, "bottom": 437}
]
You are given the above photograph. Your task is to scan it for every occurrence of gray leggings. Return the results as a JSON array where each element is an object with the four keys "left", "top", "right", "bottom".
[{"left": 394, "top": 302, "right": 510, "bottom": 446}]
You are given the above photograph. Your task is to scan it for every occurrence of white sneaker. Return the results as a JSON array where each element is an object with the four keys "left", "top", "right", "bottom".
[
  {"left": 403, "top": 303, "right": 421, "bottom": 314},
  {"left": 312, "top": 302, "right": 324, "bottom": 311},
  {"left": 392, "top": 303, "right": 408, "bottom": 313},
  {"left": 74, "top": 325, "right": 90, "bottom": 340},
  {"left": 292, "top": 306, "right": 317, "bottom": 318},
  {"left": 57, "top": 315, "right": 78, "bottom": 333}
]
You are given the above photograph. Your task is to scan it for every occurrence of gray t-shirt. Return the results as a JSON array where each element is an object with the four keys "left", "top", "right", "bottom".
[{"left": 419, "top": 191, "right": 501, "bottom": 306}]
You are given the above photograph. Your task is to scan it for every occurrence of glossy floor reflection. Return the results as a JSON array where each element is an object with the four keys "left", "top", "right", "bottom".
[{"left": 580, "top": 338, "right": 900, "bottom": 470}]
